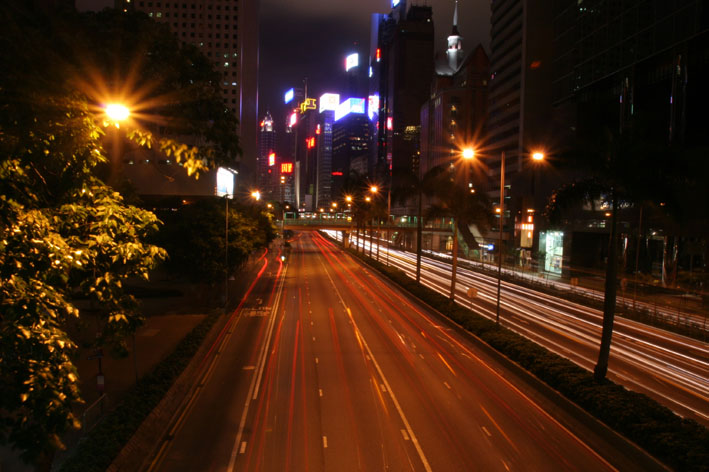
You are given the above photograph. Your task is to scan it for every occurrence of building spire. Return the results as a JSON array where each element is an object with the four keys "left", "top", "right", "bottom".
[
  {"left": 452, "top": 0, "right": 460, "bottom": 36},
  {"left": 446, "top": 0, "right": 464, "bottom": 72}
]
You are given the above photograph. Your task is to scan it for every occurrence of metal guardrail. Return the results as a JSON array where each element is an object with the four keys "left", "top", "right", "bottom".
[{"left": 282, "top": 217, "right": 452, "bottom": 230}]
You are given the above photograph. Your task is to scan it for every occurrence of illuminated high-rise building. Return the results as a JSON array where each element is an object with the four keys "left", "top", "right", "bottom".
[
  {"left": 372, "top": 1, "right": 434, "bottom": 212},
  {"left": 118, "top": 0, "right": 259, "bottom": 176},
  {"left": 258, "top": 111, "right": 276, "bottom": 199}
]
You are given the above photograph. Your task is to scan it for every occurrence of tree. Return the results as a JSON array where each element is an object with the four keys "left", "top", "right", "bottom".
[
  {"left": 424, "top": 168, "right": 492, "bottom": 301},
  {"left": 544, "top": 119, "right": 689, "bottom": 381},
  {"left": 392, "top": 165, "right": 447, "bottom": 282},
  {"left": 0, "top": 2, "right": 239, "bottom": 464},
  {"left": 154, "top": 198, "right": 276, "bottom": 284}
]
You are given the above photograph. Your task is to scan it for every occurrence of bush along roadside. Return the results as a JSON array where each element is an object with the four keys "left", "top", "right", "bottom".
[
  {"left": 58, "top": 311, "right": 220, "bottom": 472},
  {"left": 345, "top": 247, "right": 709, "bottom": 472}
]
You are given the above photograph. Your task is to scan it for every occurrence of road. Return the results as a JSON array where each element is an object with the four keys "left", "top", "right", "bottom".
[
  {"left": 338, "top": 232, "right": 709, "bottom": 427},
  {"left": 149, "top": 231, "right": 660, "bottom": 471}
]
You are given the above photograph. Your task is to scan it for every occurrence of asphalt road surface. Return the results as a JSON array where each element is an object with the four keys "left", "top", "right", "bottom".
[
  {"left": 342, "top": 236, "right": 708, "bottom": 428},
  {"left": 149, "top": 232, "right": 663, "bottom": 471}
]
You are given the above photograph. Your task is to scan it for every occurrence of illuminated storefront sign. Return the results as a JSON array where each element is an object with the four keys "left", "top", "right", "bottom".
[
  {"left": 539, "top": 230, "right": 565, "bottom": 274},
  {"left": 306, "top": 137, "right": 315, "bottom": 149},
  {"left": 268, "top": 152, "right": 276, "bottom": 166},
  {"left": 281, "top": 162, "right": 293, "bottom": 174},
  {"left": 345, "top": 53, "right": 359, "bottom": 71},
  {"left": 387, "top": 116, "right": 393, "bottom": 130},
  {"left": 284, "top": 88, "right": 294, "bottom": 104},
  {"left": 289, "top": 111, "right": 297, "bottom": 127}
]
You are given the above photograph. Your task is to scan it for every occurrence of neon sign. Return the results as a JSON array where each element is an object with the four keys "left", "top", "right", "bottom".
[{"left": 281, "top": 162, "right": 293, "bottom": 174}]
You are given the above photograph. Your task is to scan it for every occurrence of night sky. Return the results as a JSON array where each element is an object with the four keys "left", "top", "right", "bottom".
[
  {"left": 78, "top": 0, "right": 491, "bottom": 136},
  {"left": 259, "top": 0, "right": 490, "bottom": 126}
]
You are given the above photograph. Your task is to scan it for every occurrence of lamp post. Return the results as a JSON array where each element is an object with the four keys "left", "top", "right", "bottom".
[
  {"left": 370, "top": 186, "right": 381, "bottom": 261},
  {"left": 495, "top": 152, "right": 505, "bottom": 325},
  {"left": 103, "top": 103, "right": 131, "bottom": 185}
]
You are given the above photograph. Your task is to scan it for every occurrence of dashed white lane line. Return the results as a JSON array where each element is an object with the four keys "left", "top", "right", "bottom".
[
  {"left": 323, "top": 436, "right": 328, "bottom": 448},
  {"left": 482, "top": 427, "right": 492, "bottom": 437},
  {"left": 239, "top": 442, "right": 247, "bottom": 454},
  {"left": 401, "top": 429, "right": 410, "bottom": 441}
]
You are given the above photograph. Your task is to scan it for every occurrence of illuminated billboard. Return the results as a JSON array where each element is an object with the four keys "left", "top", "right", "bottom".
[
  {"left": 392, "top": 0, "right": 400, "bottom": 6},
  {"left": 268, "top": 152, "right": 275, "bottom": 167},
  {"left": 345, "top": 53, "right": 359, "bottom": 71},
  {"left": 281, "top": 162, "right": 293, "bottom": 174},
  {"left": 368, "top": 95, "right": 379, "bottom": 121},
  {"left": 284, "top": 88, "right": 294, "bottom": 104},
  {"left": 334, "top": 97, "right": 366, "bottom": 122},
  {"left": 319, "top": 93, "right": 340, "bottom": 113},
  {"left": 216, "top": 167, "right": 236, "bottom": 198},
  {"left": 288, "top": 111, "right": 297, "bottom": 127}
]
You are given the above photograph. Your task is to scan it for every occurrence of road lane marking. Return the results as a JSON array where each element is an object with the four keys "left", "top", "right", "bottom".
[
  {"left": 317, "top": 251, "right": 433, "bottom": 472},
  {"left": 315, "top": 357, "right": 319, "bottom": 364},
  {"left": 380, "top": 383, "right": 387, "bottom": 392},
  {"left": 227, "top": 262, "right": 288, "bottom": 472},
  {"left": 239, "top": 442, "right": 247, "bottom": 454},
  {"left": 323, "top": 436, "right": 328, "bottom": 448},
  {"left": 482, "top": 426, "right": 492, "bottom": 437},
  {"left": 401, "top": 429, "right": 410, "bottom": 441},
  {"left": 437, "top": 352, "right": 457, "bottom": 376},
  {"left": 319, "top": 389, "right": 323, "bottom": 397},
  {"left": 443, "top": 381, "right": 451, "bottom": 390},
  {"left": 243, "top": 365, "right": 255, "bottom": 370},
  {"left": 312, "top": 336, "right": 316, "bottom": 341}
]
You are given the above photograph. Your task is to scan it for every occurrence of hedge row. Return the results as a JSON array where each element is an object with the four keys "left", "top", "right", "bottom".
[
  {"left": 348, "top": 248, "right": 709, "bottom": 472},
  {"left": 58, "top": 311, "right": 220, "bottom": 472}
]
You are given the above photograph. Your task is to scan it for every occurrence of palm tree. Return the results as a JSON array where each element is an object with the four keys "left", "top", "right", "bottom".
[
  {"left": 424, "top": 168, "right": 492, "bottom": 301},
  {"left": 545, "top": 121, "right": 685, "bottom": 381},
  {"left": 392, "top": 165, "right": 448, "bottom": 282}
]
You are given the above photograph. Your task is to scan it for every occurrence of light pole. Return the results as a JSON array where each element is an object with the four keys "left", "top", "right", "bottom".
[
  {"left": 495, "top": 152, "right": 505, "bottom": 325},
  {"left": 370, "top": 186, "right": 381, "bottom": 261},
  {"left": 103, "top": 103, "right": 131, "bottom": 186}
]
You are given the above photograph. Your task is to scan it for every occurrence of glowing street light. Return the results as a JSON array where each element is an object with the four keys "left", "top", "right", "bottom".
[
  {"left": 532, "top": 151, "right": 545, "bottom": 161},
  {"left": 370, "top": 185, "right": 378, "bottom": 193},
  {"left": 251, "top": 191, "right": 261, "bottom": 201},
  {"left": 105, "top": 103, "right": 130, "bottom": 126},
  {"left": 462, "top": 148, "right": 475, "bottom": 160}
]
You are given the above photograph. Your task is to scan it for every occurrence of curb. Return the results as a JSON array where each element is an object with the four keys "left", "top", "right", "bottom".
[{"left": 106, "top": 255, "right": 267, "bottom": 472}]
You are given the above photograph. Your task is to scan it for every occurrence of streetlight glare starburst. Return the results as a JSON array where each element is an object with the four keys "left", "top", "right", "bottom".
[
  {"left": 532, "top": 151, "right": 545, "bottom": 161},
  {"left": 462, "top": 148, "right": 475, "bottom": 160},
  {"left": 105, "top": 103, "right": 130, "bottom": 125},
  {"left": 251, "top": 191, "right": 261, "bottom": 201}
]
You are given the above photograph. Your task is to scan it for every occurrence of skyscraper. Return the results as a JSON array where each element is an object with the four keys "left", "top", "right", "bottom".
[
  {"left": 487, "top": 0, "right": 554, "bottom": 237},
  {"left": 122, "top": 0, "right": 259, "bottom": 176},
  {"left": 258, "top": 111, "right": 276, "bottom": 199},
  {"left": 373, "top": 1, "right": 435, "bottom": 212}
]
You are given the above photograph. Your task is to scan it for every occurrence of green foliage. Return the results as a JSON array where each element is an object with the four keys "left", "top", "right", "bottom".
[
  {"left": 0, "top": 2, "right": 237, "bottom": 463},
  {"left": 154, "top": 198, "right": 275, "bottom": 283}
]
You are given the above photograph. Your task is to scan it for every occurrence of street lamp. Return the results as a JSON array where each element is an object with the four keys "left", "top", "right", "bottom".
[
  {"left": 462, "top": 147, "right": 475, "bottom": 160},
  {"left": 251, "top": 190, "right": 261, "bottom": 201},
  {"left": 104, "top": 103, "right": 130, "bottom": 126}
]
